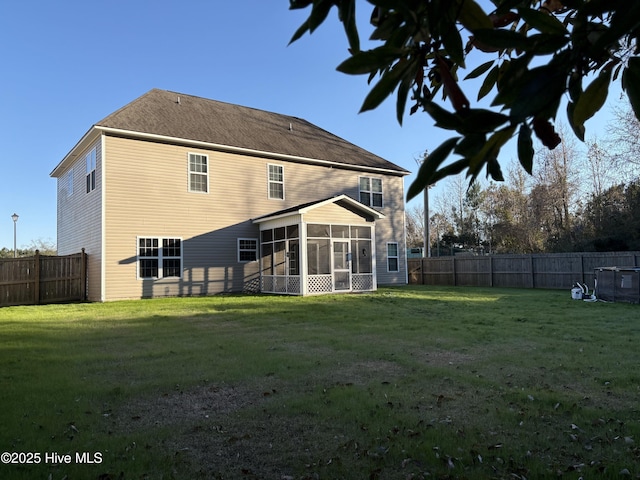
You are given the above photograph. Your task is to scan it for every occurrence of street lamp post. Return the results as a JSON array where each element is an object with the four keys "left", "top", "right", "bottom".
[{"left": 11, "top": 213, "right": 18, "bottom": 258}]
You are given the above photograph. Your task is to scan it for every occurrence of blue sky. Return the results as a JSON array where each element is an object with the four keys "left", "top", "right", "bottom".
[{"left": 0, "top": 1, "right": 620, "bottom": 250}]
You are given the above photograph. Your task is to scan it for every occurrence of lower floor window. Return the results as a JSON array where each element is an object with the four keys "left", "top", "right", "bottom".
[
  {"left": 138, "top": 237, "right": 182, "bottom": 279},
  {"left": 238, "top": 238, "right": 258, "bottom": 262},
  {"left": 387, "top": 242, "right": 399, "bottom": 272}
]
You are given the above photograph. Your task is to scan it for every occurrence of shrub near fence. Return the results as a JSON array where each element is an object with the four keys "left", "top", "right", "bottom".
[
  {"left": 408, "top": 251, "right": 640, "bottom": 290},
  {"left": 0, "top": 250, "right": 87, "bottom": 307}
]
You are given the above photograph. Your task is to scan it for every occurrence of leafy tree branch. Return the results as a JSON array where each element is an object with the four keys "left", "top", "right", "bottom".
[{"left": 289, "top": 0, "right": 640, "bottom": 199}]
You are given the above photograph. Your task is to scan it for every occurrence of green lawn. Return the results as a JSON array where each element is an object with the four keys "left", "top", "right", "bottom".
[{"left": 0, "top": 286, "right": 639, "bottom": 479}]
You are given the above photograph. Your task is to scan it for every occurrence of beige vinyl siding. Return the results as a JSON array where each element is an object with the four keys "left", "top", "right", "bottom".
[
  {"left": 304, "top": 203, "right": 372, "bottom": 225},
  {"left": 369, "top": 174, "right": 407, "bottom": 285},
  {"left": 103, "top": 136, "right": 261, "bottom": 299},
  {"left": 56, "top": 139, "right": 103, "bottom": 301},
  {"left": 258, "top": 215, "right": 303, "bottom": 232},
  {"left": 102, "top": 135, "right": 406, "bottom": 300}
]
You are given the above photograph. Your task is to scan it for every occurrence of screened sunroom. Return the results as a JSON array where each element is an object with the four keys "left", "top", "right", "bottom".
[{"left": 253, "top": 195, "right": 384, "bottom": 295}]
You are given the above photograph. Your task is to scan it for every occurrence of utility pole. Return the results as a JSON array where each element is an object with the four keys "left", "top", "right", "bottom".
[{"left": 415, "top": 152, "right": 433, "bottom": 258}]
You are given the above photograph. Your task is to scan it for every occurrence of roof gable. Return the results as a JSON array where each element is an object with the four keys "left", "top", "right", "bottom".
[
  {"left": 94, "top": 89, "right": 408, "bottom": 175},
  {"left": 253, "top": 195, "right": 385, "bottom": 224}
]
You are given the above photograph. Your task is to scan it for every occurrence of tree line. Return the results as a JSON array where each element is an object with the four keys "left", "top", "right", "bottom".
[
  {"left": 0, "top": 239, "right": 57, "bottom": 258},
  {"left": 407, "top": 104, "right": 640, "bottom": 254}
]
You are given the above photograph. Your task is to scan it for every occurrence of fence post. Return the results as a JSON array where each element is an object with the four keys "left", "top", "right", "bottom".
[
  {"left": 529, "top": 254, "right": 535, "bottom": 288},
  {"left": 489, "top": 256, "right": 494, "bottom": 287},
  {"left": 80, "top": 248, "right": 87, "bottom": 301},
  {"left": 452, "top": 257, "right": 457, "bottom": 286},
  {"left": 34, "top": 250, "right": 41, "bottom": 305}
]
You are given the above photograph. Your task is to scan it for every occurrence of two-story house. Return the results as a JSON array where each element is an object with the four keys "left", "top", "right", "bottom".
[{"left": 50, "top": 89, "right": 409, "bottom": 301}]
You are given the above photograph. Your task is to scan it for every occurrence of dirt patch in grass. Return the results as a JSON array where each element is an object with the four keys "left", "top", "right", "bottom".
[
  {"left": 109, "top": 382, "right": 301, "bottom": 478},
  {"left": 111, "top": 383, "right": 262, "bottom": 434},
  {"left": 409, "top": 347, "right": 476, "bottom": 368},
  {"left": 330, "top": 359, "right": 406, "bottom": 386},
  {"left": 106, "top": 362, "right": 409, "bottom": 479}
]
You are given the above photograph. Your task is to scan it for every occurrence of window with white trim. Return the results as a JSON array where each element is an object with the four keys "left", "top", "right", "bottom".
[
  {"left": 189, "top": 153, "right": 209, "bottom": 193},
  {"left": 238, "top": 238, "right": 258, "bottom": 262},
  {"left": 85, "top": 147, "right": 96, "bottom": 193},
  {"left": 268, "top": 164, "right": 284, "bottom": 199},
  {"left": 359, "top": 177, "right": 383, "bottom": 207},
  {"left": 138, "top": 237, "right": 182, "bottom": 279},
  {"left": 387, "top": 242, "right": 399, "bottom": 272}
]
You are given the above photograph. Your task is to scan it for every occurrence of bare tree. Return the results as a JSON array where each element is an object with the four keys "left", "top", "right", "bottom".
[
  {"left": 585, "top": 138, "right": 613, "bottom": 199},
  {"left": 405, "top": 204, "right": 425, "bottom": 249},
  {"left": 606, "top": 103, "right": 640, "bottom": 179},
  {"left": 484, "top": 166, "right": 544, "bottom": 253},
  {"left": 532, "top": 125, "right": 581, "bottom": 250}
]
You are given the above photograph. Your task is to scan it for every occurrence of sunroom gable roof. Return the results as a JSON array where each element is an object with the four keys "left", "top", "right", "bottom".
[{"left": 253, "top": 195, "right": 385, "bottom": 225}]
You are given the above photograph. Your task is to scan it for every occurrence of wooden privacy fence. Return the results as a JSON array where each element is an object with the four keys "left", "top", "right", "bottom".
[
  {"left": 0, "top": 250, "right": 87, "bottom": 307},
  {"left": 408, "top": 251, "right": 640, "bottom": 290}
]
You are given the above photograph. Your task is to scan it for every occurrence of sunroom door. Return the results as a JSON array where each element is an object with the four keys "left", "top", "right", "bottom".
[{"left": 333, "top": 241, "right": 351, "bottom": 291}]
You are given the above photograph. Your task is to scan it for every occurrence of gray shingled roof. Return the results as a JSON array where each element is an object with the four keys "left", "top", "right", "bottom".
[{"left": 95, "top": 89, "right": 408, "bottom": 174}]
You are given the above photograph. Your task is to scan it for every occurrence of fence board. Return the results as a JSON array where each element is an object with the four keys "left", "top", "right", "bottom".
[
  {"left": 491, "top": 255, "right": 534, "bottom": 288},
  {"left": 0, "top": 250, "right": 86, "bottom": 307},
  {"left": 411, "top": 251, "right": 640, "bottom": 290}
]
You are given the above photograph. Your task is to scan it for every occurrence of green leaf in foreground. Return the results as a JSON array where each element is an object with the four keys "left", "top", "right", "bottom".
[
  {"left": 478, "top": 64, "right": 499, "bottom": 100},
  {"left": 509, "top": 66, "right": 565, "bottom": 121},
  {"left": 457, "top": 0, "right": 493, "bottom": 32},
  {"left": 423, "top": 101, "right": 464, "bottom": 131},
  {"left": 428, "top": 158, "right": 469, "bottom": 184},
  {"left": 460, "top": 109, "right": 510, "bottom": 134},
  {"left": 517, "top": 123, "right": 534, "bottom": 174},
  {"left": 467, "top": 125, "right": 516, "bottom": 182},
  {"left": 622, "top": 58, "right": 640, "bottom": 120},
  {"left": 359, "top": 58, "right": 414, "bottom": 113},
  {"left": 337, "top": 0, "right": 359, "bottom": 52},
  {"left": 337, "top": 46, "right": 404, "bottom": 75},
  {"left": 487, "top": 157, "right": 504, "bottom": 181},
  {"left": 567, "top": 101, "right": 585, "bottom": 141},
  {"left": 573, "top": 68, "right": 612, "bottom": 128},
  {"left": 441, "top": 21, "right": 465, "bottom": 67},
  {"left": 464, "top": 60, "right": 495, "bottom": 80},
  {"left": 473, "top": 28, "right": 533, "bottom": 52},
  {"left": 407, "top": 137, "right": 459, "bottom": 201},
  {"left": 517, "top": 7, "right": 567, "bottom": 35}
]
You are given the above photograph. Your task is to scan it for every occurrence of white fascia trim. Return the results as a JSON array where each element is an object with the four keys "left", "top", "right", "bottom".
[
  {"left": 94, "top": 126, "right": 410, "bottom": 177},
  {"left": 100, "top": 133, "right": 107, "bottom": 302},
  {"left": 253, "top": 194, "right": 385, "bottom": 224},
  {"left": 50, "top": 127, "right": 102, "bottom": 177},
  {"left": 299, "top": 194, "right": 385, "bottom": 219}
]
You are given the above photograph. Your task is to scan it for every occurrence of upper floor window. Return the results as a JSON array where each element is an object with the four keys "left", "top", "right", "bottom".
[
  {"left": 138, "top": 237, "right": 182, "bottom": 279},
  {"left": 359, "top": 177, "right": 383, "bottom": 207},
  {"left": 85, "top": 147, "right": 96, "bottom": 193},
  {"left": 268, "top": 164, "right": 284, "bottom": 199},
  {"left": 189, "top": 153, "right": 209, "bottom": 193}
]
